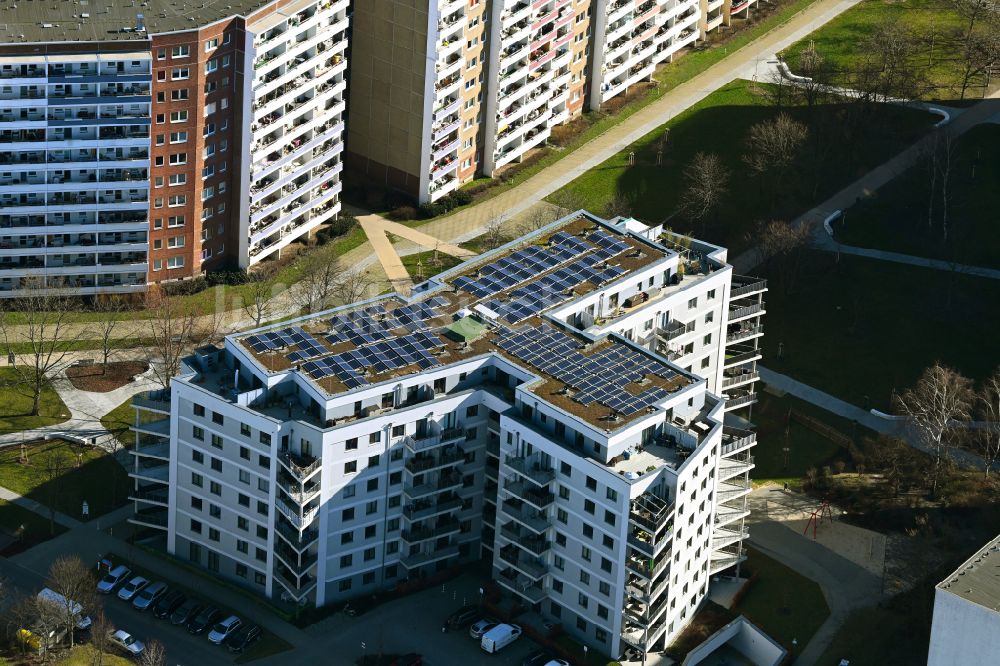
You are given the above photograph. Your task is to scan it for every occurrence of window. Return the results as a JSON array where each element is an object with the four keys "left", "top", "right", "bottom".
[
  {"left": 171, "top": 88, "right": 189, "bottom": 101},
  {"left": 582, "top": 525, "right": 593, "bottom": 539},
  {"left": 238, "top": 493, "right": 250, "bottom": 507},
  {"left": 341, "top": 531, "right": 354, "bottom": 545},
  {"left": 190, "top": 519, "right": 202, "bottom": 534},
  {"left": 236, "top": 540, "right": 248, "bottom": 554},
  {"left": 168, "top": 174, "right": 186, "bottom": 186},
  {"left": 171, "top": 45, "right": 190, "bottom": 58},
  {"left": 209, "top": 504, "right": 221, "bottom": 518},
  {"left": 701, "top": 356, "right": 711, "bottom": 369},
  {"left": 210, "top": 434, "right": 222, "bottom": 449},
  {"left": 169, "top": 131, "right": 187, "bottom": 143},
  {"left": 210, "top": 458, "right": 222, "bottom": 472},
  {"left": 260, "top": 433, "right": 271, "bottom": 446},
  {"left": 171, "top": 67, "right": 190, "bottom": 80},
  {"left": 191, "top": 472, "right": 203, "bottom": 487},
  {"left": 258, "top": 455, "right": 270, "bottom": 469},
  {"left": 190, "top": 496, "right": 202, "bottom": 510},
  {"left": 205, "top": 58, "right": 218, "bottom": 74},
  {"left": 688, "top": 297, "right": 698, "bottom": 309},
  {"left": 240, "top": 446, "right": 250, "bottom": 460},
  {"left": 205, "top": 38, "right": 218, "bottom": 51},
  {"left": 257, "top": 500, "right": 268, "bottom": 516},
  {"left": 584, "top": 499, "right": 595, "bottom": 515},
  {"left": 364, "top": 547, "right": 376, "bottom": 561},
  {"left": 168, "top": 152, "right": 186, "bottom": 165},
  {"left": 256, "top": 525, "right": 267, "bottom": 539},
  {"left": 604, "top": 510, "right": 616, "bottom": 526},
  {"left": 342, "top": 507, "right": 354, "bottom": 521},
  {"left": 581, "top": 546, "right": 591, "bottom": 562},
  {"left": 209, "top": 481, "right": 221, "bottom": 496},
  {"left": 599, "top": 581, "right": 611, "bottom": 596},
  {"left": 170, "top": 110, "right": 188, "bottom": 123},
  {"left": 168, "top": 215, "right": 185, "bottom": 227},
  {"left": 366, "top": 500, "right": 378, "bottom": 515},
  {"left": 192, "top": 425, "right": 204, "bottom": 440},
  {"left": 212, "top": 412, "right": 224, "bottom": 425},
  {"left": 580, "top": 569, "right": 590, "bottom": 584},
  {"left": 345, "top": 437, "right": 358, "bottom": 451},
  {"left": 578, "top": 593, "right": 588, "bottom": 609},
  {"left": 238, "top": 469, "right": 250, "bottom": 484},
  {"left": 601, "top": 557, "right": 612, "bottom": 573},
  {"left": 237, "top": 516, "right": 248, "bottom": 530},
  {"left": 603, "top": 534, "right": 614, "bottom": 549},
  {"left": 258, "top": 478, "right": 269, "bottom": 492},
  {"left": 340, "top": 554, "right": 352, "bottom": 568},
  {"left": 344, "top": 461, "right": 357, "bottom": 474},
  {"left": 167, "top": 195, "right": 186, "bottom": 207},
  {"left": 557, "top": 508, "right": 568, "bottom": 524},
  {"left": 586, "top": 476, "right": 597, "bottom": 491},
  {"left": 168, "top": 235, "right": 185, "bottom": 249},
  {"left": 255, "top": 547, "right": 266, "bottom": 562},
  {"left": 606, "top": 488, "right": 618, "bottom": 502},
  {"left": 560, "top": 462, "right": 571, "bottom": 477}
]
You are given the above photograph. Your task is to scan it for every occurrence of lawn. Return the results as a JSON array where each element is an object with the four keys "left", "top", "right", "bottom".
[
  {"left": 734, "top": 547, "right": 830, "bottom": 659},
  {"left": 0, "top": 367, "right": 71, "bottom": 433},
  {"left": 547, "top": 79, "right": 933, "bottom": 255},
  {"left": 0, "top": 498, "right": 66, "bottom": 549},
  {"left": 57, "top": 645, "right": 133, "bottom": 666},
  {"left": 783, "top": 0, "right": 970, "bottom": 100},
  {"left": 399, "top": 248, "right": 467, "bottom": 282},
  {"left": 0, "top": 439, "right": 129, "bottom": 520},
  {"left": 762, "top": 251, "right": 1000, "bottom": 410},
  {"left": 835, "top": 124, "right": 1000, "bottom": 269},
  {"left": 750, "top": 391, "right": 867, "bottom": 485}
]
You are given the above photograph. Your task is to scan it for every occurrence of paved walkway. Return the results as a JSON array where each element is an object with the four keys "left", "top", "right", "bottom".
[
  {"left": 815, "top": 238, "right": 1000, "bottom": 280},
  {"left": 760, "top": 366, "right": 988, "bottom": 470},
  {"left": 343, "top": 0, "right": 867, "bottom": 278},
  {"left": 0, "top": 484, "right": 80, "bottom": 528},
  {"left": 747, "top": 486, "right": 883, "bottom": 665}
]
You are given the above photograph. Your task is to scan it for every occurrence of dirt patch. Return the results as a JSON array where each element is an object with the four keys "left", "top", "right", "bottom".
[{"left": 65, "top": 360, "right": 149, "bottom": 392}]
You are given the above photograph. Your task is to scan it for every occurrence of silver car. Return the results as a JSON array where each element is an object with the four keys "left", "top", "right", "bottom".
[
  {"left": 132, "top": 581, "right": 168, "bottom": 611},
  {"left": 469, "top": 618, "right": 498, "bottom": 640},
  {"left": 117, "top": 576, "right": 149, "bottom": 602}
]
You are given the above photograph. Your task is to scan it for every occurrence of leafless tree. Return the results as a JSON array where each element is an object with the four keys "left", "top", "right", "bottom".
[
  {"left": 241, "top": 266, "right": 278, "bottom": 329},
  {"left": 31, "top": 446, "right": 69, "bottom": 536},
  {"left": 43, "top": 556, "right": 97, "bottom": 649},
  {"left": 139, "top": 639, "right": 167, "bottom": 666},
  {"left": 894, "top": 364, "right": 974, "bottom": 495},
  {"left": 957, "top": 29, "right": 1000, "bottom": 99},
  {"left": 90, "top": 295, "right": 129, "bottom": 372},
  {"left": 89, "top": 610, "right": 114, "bottom": 666},
  {"left": 746, "top": 219, "right": 812, "bottom": 293},
  {"left": 547, "top": 188, "right": 586, "bottom": 219},
  {"left": 513, "top": 204, "right": 558, "bottom": 238},
  {"left": 976, "top": 367, "right": 1000, "bottom": 477},
  {"left": 6, "top": 592, "right": 39, "bottom": 656},
  {"left": 0, "top": 278, "right": 76, "bottom": 416},
  {"left": 795, "top": 41, "right": 830, "bottom": 109},
  {"left": 742, "top": 113, "right": 809, "bottom": 193},
  {"left": 679, "top": 152, "right": 728, "bottom": 234},
  {"left": 603, "top": 192, "right": 635, "bottom": 219},
  {"left": 336, "top": 268, "right": 375, "bottom": 306},
  {"left": 294, "top": 248, "right": 345, "bottom": 313},
  {"left": 143, "top": 288, "right": 204, "bottom": 390},
  {"left": 869, "top": 435, "right": 917, "bottom": 496},
  {"left": 480, "top": 215, "right": 509, "bottom": 251}
]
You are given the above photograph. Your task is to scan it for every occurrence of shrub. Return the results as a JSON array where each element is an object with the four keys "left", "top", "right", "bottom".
[
  {"left": 419, "top": 202, "right": 446, "bottom": 218},
  {"left": 390, "top": 205, "right": 418, "bottom": 221},
  {"left": 452, "top": 189, "right": 474, "bottom": 206}
]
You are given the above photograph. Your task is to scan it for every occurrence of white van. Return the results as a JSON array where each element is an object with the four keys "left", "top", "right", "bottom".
[
  {"left": 36, "top": 588, "right": 92, "bottom": 630},
  {"left": 480, "top": 623, "right": 522, "bottom": 654}
]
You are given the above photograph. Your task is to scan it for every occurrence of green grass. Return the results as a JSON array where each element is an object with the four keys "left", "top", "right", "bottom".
[
  {"left": 734, "top": 547, "right": 830, "bottom": 658},
  {"left": 0, "top": 498, "right": 66, "bottom": 544},
  {"left": 58, "top": 645, "right": 133, "bottom": 666},
  {"left": 399, "top": 249, "right": 466, "bottom": 281},
  {"left": 763, "top": 251, "right": 1000, "bottom": 411},
  {"left": 0, "top": 367, "right": 71, "bottom": 433},
  {"left": 835, "top": 124, "right": 1000, "bottom": 268},
  {"left": 783, "top": 0, "right": 969, "bottom": 99},
  {"left": 0, "top": 439, "right": 129, "bottom": 519},
  {"left": 234, "top": 633, "right": 294, "bottom": 664},
  {"left": 750, "top": 391, "right": 867, "bottom": 482},
  {"left": 548, "top": 79, "right": 933, "bottom": 255}
]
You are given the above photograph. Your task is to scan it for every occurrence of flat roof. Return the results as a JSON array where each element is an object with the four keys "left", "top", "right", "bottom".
[
  {"left": 233, "top": 212, "right": 696, "bottom": 430},
  {"left": 0, "top": 0, "right": 275, "bottom": 44},
  {"left": 937, "top": 533, "right": 1000, "bottom": 613}
]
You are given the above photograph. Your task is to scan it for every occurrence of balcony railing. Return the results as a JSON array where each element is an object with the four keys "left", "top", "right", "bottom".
[{"left": 278, "top": 449, "right": 321, "bottom": 479}]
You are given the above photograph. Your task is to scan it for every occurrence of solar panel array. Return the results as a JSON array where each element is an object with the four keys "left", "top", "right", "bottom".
[
  {"left": 302, "top": 331, "right": 445, "bottom": 389},
  {"left": 452, "top": 228, "right": 633, "bottom": 312},
  {"left": 483, "top": 256, "right": 628, "bottom": 323},
  {"left": 245, "top": 327, "right": 327, "bottom": 363},
  {"left": 495, "top": 324, "right": 679, "bottom": 416}
]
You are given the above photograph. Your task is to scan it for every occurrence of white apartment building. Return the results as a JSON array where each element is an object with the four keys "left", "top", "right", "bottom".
[
  {"left": 129, "top": 210, "right": 763, "bottom": 660},
  {"left": 244, "top": 0, "right": 350, "bottom": 264},
  {"left": 927, "top": 533, "right": 1000, "bottom": 666},
  {"left": 0, "top": 52, "right": 152, "bottom": 295},
  {"left": 0, "top": 0, "right": 349, "bottom": 295}
]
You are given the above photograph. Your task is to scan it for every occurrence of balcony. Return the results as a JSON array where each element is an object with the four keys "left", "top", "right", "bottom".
[
  {"left": 629, "top": 493, "right": 673, "bottom": 535},
  {"left": 278, "top": 474, "right": 321, "bottom": 504},
  {"left": 718, "top": 455, "right": 754, "bottom": 481},
  {"left": 403, "top": 471, "right": 463, "bottom": 500},
  {"left": 275, "top": 520, "right": 319, "bottom": 552},
  {"left": 626, "top": 549, "right": 669, "bottom": 580},
  {"left": 403, "top": 494, "right": 462, "bottom": 522},
  {"left": 130, "top": 507, "right": 168, "bottom": 529},
  {"left": 728, "top": 303, "right": 765, "bottom": 321},
  {"left": 405, "top": 447, "right": 464, "bottom": 474},
  {"left": 401, "top": 543, "right": 460, "bottom": 569},
  {"left": 499, "top": 544, "right": 547, "bottom": 581},
  {"left": 500, "top": 498, "right": 549, "bottom": 534},
  {"left": 504, "top": 456, "right": 554, "bottom": 487},
  {"left": 497, "top": 567, "right": 546, "bottom": 604},
  {"left": 404, "top": 427, "right": 465, "bottom": 453},
  {"left": 500, "top": 522, "right": 551, "bottom": 556},
  {"left": 276, "top": 497, "right": 319, "bottom": 529},
  {"left": 726, "top": 323, "right": 763, "bottom": 343},
  {"left": 730, "top": 276, "right": 767, "bottom": 298},
  {"left": 401, "top": 517, "right": 461, "bottom": 544},
  {"left": 503, "top": 478, "right": 554, "bottom": 510},
  {"left": 722, "top": 371, "right": 759, "bottom": 389},
  {"left": 721, "top": 426, "right": 756, "bottom": 455},
  {"left": 278, "top": 449, "right": 321, "bottom": 479}
]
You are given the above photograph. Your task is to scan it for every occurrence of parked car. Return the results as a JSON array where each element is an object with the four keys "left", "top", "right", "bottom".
[
  {"left": 96, "top": 565, "right": 131, "bottom": 594},
  {"left": 226, "top": 624, "right": 261, "bottom": 653},
  {"left": 481, "top": 623, "right": 522, "bottom": 654},
  {"left": 543, "top": 660, "right": 570, "bottom": 666},
  {"left": 523, "top": 650, "right": 557, "bottom": 666},
  {"left": 207, "top": 615, "right": 242, "bottom": 644},
  {"left": 443, "top": 605, "right": 479, "bottom": 632},
  {"left": 170, "top": 599, "right": 203, "bottom": 626},
  {"left": 110, "top": 629, "right": 145, "bottom": 656},
  {"left": 469, "top": 618, "right": 499, "bottom": 640},
  {"left": 153, "top": 591, "right": 186, "bottom": 620},
  {"left": 116, "top": 576, "right": 149, "bottom": 602},
  {"left": 37, "top": 588, "right": 91, "bottom": 630},
  {"left": 187, "top": 606, "right": 222, "bottom": 634},
  {"left": 132, "top": 581, "right": 168, "bottom": 611}
]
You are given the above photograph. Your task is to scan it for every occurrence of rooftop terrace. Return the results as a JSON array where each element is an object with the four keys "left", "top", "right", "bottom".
[{"left": 233, "top": 213, "right": 694, "bottom": 429}]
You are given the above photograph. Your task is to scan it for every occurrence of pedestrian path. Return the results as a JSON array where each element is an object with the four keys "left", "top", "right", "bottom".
[
  {"left": 815, "top": 237, "right": 1000, "bottom": 281},
  {"left": 0, "top": 484, "right": 81, "bottom": 528},
  {"left": 760, "top": 366, "right": 988, "bottom": 470}
]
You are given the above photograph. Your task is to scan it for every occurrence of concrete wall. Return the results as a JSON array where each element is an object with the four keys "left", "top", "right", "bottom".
[{"left": 927, "top": 588, "right": 1000, "bottom": 666}]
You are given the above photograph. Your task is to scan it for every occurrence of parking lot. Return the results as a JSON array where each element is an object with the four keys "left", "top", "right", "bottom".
[{"left": 257, "top": 573, "right": 543, "bottom": 666}]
